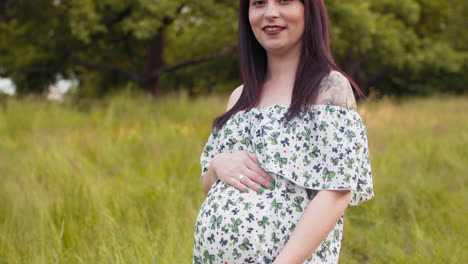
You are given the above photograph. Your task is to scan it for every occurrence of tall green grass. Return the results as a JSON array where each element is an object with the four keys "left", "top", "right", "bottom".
[{"left": 0, "top": 90, "right": 466, "bottom": 263}]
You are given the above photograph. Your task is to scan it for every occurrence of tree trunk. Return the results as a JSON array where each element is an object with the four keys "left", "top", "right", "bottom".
[
  {"left": 141, "top": 29, "right": 164, "bottom": 96},
  {"left": 342, "top": 47, "right": 372, "bottom": 94}
]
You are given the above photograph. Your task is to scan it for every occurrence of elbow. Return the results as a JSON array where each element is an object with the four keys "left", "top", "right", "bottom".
[
  {"left": 203, "top": 186, "right": 209, "bottom": 197},
  {"left": 201, "top": 179, "right": 210, "bottom": 196},
  {"left": 338, "top": 191, "right": 351, "bottom": 214},
  {"left": 319, "top": 190, "right": 351, "bottom": 215}
]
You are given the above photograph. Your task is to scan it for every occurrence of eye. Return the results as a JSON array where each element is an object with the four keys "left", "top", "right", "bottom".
[{"left": 252, "top": 0, "right": 265, "bottom": 6}]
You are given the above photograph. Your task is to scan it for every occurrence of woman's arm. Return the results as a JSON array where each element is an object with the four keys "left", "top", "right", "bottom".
[
  {"left": 201, "top": 158, "right": 220, "bottom": 196},
  {"left": 273, "top": 190, "right": 351, "bottom": 264},
  {"left": 273, "top": 71, "right": 356, "bottom": 263},
  {"left": 202, "top": 85, "right": 244, "bottom": 196}
]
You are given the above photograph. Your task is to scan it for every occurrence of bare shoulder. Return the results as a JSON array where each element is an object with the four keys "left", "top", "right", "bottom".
[
  {"left": 316, "top": 70, "right": 357, "bottom": 110},
  {"left": 226, "top": 84, "right": 244, "bottom": 111}
]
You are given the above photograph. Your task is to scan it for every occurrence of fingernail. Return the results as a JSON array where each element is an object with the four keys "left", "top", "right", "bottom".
[
  {"left": 269, "top": 184, "right": 275, "bottom": 190},
  {"left": 270, "top": 179, "right": 275, "bottom": 184},
  {"left": 258, "top": 187, "right": 265, "bottom": 193},
  {"left": 244, "top": 188, "right": 249, "bottom": 193}
]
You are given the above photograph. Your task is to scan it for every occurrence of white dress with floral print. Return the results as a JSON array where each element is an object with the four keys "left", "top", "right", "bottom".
[{"left": 193, "top": 103, "right": 374, "bottom": 264}]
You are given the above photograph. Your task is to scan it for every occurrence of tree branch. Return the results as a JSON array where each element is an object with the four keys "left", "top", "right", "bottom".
[
  {"left": 0, "top": 66, "right": 52, "bottom": 76},
  {"left": 89, "top": 5, "right": 133, "bottom": 42},
  {"left": 141, "top": 44, "right": 236, "bottom": 86},
  {"left": 0, "top": 51, "right": 69, "bottom": 77},
  {"left": 70, "top": 53, "right": 139, "bottom": 82},
  {"left": 107, "top": 5, "right": 133, "bottom": 26}
]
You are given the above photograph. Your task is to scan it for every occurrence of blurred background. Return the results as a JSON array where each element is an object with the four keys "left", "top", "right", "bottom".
[{"left": 0, "top": 0, "right": 466, "bottom": 263}]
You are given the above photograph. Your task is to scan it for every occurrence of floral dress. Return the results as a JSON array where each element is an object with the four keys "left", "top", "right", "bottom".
[{"left": 193, "top": 104, "right": 374, "bottom": 264}]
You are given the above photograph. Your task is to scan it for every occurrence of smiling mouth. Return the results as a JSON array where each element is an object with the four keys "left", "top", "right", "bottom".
[{"left": 263, "top": 26, "right": 286, "bottom": 32}]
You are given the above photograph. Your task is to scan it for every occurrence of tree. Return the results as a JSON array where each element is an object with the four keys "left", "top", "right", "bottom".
[
  {"left": 0, "top": 0, "right": 238, "bottom": 96},
  {"left": 0, "top": 0, "right": 466, "bottom": 97},
  {"left": 327, "top": 0, "right": 467, "bottom": 95}
]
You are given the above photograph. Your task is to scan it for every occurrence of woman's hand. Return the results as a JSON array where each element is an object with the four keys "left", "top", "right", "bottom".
[{"left": 212, "top": 151, "right": 275, "bottom": 193}]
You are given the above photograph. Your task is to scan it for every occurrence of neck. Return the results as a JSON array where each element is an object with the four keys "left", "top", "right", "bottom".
[{"left": 265, "top": 46, "right": 301, "bottom": 87}]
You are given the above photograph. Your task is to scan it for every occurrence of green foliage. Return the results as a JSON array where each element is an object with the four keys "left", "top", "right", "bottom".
[
  {"left": 0, "top": 94, "right": 466, "bottom": 262},
  {"left": 0, "top": 0, "right": 466, "bottom": 96},
  {"left": 161, "top": 1, "right": 240, "bottom": 95},
  {"left": 0, "top": 0, "right": 239, "bottom": 96},
  {"left": 326, "top": 0, "right": 467, "bottom": 95}
]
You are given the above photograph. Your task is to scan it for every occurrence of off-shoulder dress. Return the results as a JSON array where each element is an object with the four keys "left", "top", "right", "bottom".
[{"left": 192, "top": 103, "right": 374, "bottom": 264}]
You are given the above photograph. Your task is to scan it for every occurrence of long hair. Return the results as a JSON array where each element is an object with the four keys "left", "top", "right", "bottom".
[{"left": 212, "top": 0, "right": 364, "bottom": 135}]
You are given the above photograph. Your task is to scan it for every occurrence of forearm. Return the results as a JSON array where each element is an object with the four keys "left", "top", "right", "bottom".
[
  {"left": 202, "top": 156, "right": 220, "bottom": 196},
  {"left": 273, "top": 190, "right": 351, "bottom": 264}
]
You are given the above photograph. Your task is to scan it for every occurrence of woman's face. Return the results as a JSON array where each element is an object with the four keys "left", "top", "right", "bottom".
[{"left": 248, "top": 0, "right": 305, "bottom": 55}]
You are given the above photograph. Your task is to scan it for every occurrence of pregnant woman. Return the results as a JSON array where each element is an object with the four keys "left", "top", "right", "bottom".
[{"left": 193, "top": 0, "right": 374, "bottom": 263}]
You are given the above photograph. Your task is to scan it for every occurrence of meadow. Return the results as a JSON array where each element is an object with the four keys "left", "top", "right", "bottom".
[{"left": 0, "top": 90, "right": 466, "bottom": 264}]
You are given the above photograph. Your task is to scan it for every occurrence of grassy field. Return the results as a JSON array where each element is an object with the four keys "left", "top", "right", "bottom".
[{"left": 0, "top": 90, "right": 466, "bottom": 264}]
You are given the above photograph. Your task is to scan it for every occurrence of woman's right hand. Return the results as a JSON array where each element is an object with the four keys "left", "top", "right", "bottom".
[{"left": 211, "top": 151, "right": 276, "bottom": 193}]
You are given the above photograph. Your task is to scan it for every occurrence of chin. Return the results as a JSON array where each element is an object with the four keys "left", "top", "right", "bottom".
[{"left": 262, "top": 44, "right": 293, "bottom": 54}]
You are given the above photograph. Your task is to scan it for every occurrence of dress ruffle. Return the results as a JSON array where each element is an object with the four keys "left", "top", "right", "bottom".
[
  {"left": 199, "top": 104, "right": 374, "bottom": 206},
  {"left": 256, "top": 105, "right": 374, "bottom": 206}
]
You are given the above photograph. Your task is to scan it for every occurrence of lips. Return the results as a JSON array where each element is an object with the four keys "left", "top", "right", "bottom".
[{"left": 262, "top": 25, "right": 286, "bottom": 32}]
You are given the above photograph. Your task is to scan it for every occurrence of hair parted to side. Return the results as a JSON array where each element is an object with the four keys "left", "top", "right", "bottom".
[{"left": 211, "top": 0, "right": 365, "bottom": 136}]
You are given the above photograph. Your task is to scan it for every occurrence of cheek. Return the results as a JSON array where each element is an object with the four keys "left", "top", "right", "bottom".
[
  {"left": 291, "top": 13, "right": 305, "bottom": 37},
  {"left": 298, "top": 18, "right": 305, "bottom": 36},
  {"left": 248, "top": 13, "right": 260, "bottom": 30}
]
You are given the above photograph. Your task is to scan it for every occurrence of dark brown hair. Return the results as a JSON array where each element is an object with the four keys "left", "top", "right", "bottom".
[{"left": 212, "top": 0, "right": 364, "bottom": 135}]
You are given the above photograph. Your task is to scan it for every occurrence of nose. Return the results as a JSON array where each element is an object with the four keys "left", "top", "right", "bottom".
[{"left": 265, "top": 2, "right": 279, "bottom": 20}]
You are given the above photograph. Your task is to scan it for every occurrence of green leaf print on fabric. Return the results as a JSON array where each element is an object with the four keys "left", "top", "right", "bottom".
[
  {"left": 227, "top": 138, "right": 238, "bottom": 150},
  {"left": 322, "top": 168, "right": 336, "bottom": 182},
  {"left": 271, "top": 232, "right": 280, "bottom": 244},
  {"left": 203, "top": 145, "right": 214, "bottom": 157},
  {"left": 203, "top": 250, "right": 215, "bottom": 263},
  {"left": 199, "top": 131, "right": 220, "bottom": 182},
  {"left": 270, "top": 199, "right": 283, "bottom": 213},
  {"left": 210, "top": 215, "right": 222, "bottom": 230},
  {"left": 257, "top": 216, "right": 270, "bottom": 229},
  {"left": 195, "top": 102, "right": 373, "bottom": 264},
  {"left": 255, "top": 104, "right": 374, "bottom": 206},
  {"left": 254, "top": 142, "right": 264, "bottom": 154},
  {"left": 267, "top": 131, "right": 281, "bottom": 145},
  {"left": 239, "top": 238, "right": 253, "bottom": 251},
  {"left": 273, "top": 152, "right": 288, "bottom": 168},
  {"left": 309, "top": 145, "right": 321, "bottom": 158},
  {"left": 228, "top": 218, "right": 242, "bottom": 233}
]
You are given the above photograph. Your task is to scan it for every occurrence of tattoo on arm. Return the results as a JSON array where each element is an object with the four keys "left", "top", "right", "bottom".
[{"left": 317, "top": 71, "right": 357, "bottom": 110}]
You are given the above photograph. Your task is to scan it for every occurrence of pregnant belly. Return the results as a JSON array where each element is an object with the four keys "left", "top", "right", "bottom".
[{"left": 193, "top": 172, "right": 313, "bottom": 263}]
